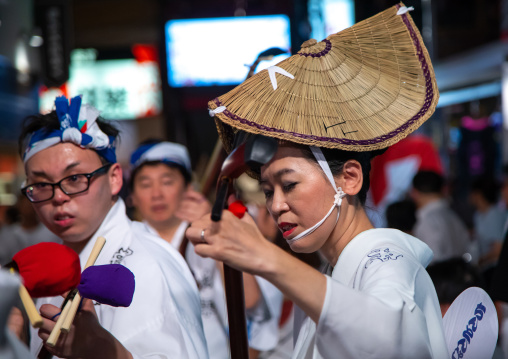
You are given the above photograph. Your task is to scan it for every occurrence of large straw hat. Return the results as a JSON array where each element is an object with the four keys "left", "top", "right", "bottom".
[{"left": 209, "top": 3, "right": 438, "bottom": 153}]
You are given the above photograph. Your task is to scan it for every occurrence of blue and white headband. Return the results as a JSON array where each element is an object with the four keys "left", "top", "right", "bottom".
[
  {"left": 130, "top": 142, "right": 192, "bottom": 177},
  {"left": 23, "top": 95, "right": 117, "bottom": 164}
]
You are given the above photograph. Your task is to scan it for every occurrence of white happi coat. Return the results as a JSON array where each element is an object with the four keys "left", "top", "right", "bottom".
[
  {"left": 184, "top": 245, "right": 283, "bottom": 358},
  {"left": 141, "top": 220, "right": 283, "bottom": 358},
  {"left": 141, "top": 220, "right": 189, "bottom": 251},
  {"left": 292, "top": 228, "right": 449, "bottom": 359},
  {"left": 31, "top": 199, "right": 208, "bottom": 359}
]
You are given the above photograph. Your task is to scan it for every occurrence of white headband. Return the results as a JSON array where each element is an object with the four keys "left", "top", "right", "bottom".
[
  {"left": 22, "top": 96, "right": 116, "bottom": 164},
  {"left": 130, "top": 142, "right": 191, "bottom": 176}
]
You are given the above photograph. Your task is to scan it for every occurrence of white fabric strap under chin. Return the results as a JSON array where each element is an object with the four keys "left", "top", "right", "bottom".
[{"left": 286, "top": 147, "right": 346, "bottom": 245}]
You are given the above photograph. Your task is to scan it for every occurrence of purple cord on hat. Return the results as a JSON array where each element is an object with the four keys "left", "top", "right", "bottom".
[{"left": 78, "top": 264, "right": 135, "bottom": 307}]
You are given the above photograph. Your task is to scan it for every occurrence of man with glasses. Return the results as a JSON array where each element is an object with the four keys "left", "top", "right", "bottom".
[
  {"left": 22, "top": 163, "right": 113, "bottom": 204},
  {"left": 17, "top": 95, "right": 208, "bottom": 358}
]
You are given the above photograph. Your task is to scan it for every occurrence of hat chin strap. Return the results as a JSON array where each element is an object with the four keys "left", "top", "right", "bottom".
[{"left": 286, "top": 147, "right": 347, "bottom": 245}]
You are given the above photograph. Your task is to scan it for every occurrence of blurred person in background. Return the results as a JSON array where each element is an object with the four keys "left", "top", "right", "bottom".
[
  {"left": 0, "top": 195, "right": 61, "bottom": 266},
  {"left": 488, "top": 166, "right": 508, "bottom": 357},
  {"left": 501, "top": 164, "right": 508, "bottom": 216},
  {"left": 129, "top": 142, "right": 282, "bottom": 359},
  {"left": 385, "top": 199, "right": 417, "bottom": 235},
  {"left": 4, "top": 205, "right": 21, "bottom": 226},
  {"left": 469, "top": 176, "right": 507, "bottom": 285},
  {"left": 129, "top": 139, "right": 209, "bottom": 248},
  {"left": 410, "top": 170, "right": 471, "bottom": 263},
  {"left": 426, "top": 257, "right": 484, "bottom": 316},
  {"left": 427, "top": 257, "right": 507, "bottom": 358},
  {"left": 491, "top": 166, "right": 508, "bottom": 303}
]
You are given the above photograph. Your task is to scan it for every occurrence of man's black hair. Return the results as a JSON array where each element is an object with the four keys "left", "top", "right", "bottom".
[
  {"left": 427, "top": 258, "right": 484, "bottom": 305},
  {"left": 386, "top": 199, "right": 417, "bottom": 233},
  {"left": 412, "top": 170, "right": 444, "bottom": 194},
  {"left": 471, "top": 176, "right": 500, "bottom": 205}
]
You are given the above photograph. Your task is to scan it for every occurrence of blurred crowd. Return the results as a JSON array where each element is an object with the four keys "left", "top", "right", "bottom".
[{"left": 384, "top": 167, "right": 508, "bottom": 358}]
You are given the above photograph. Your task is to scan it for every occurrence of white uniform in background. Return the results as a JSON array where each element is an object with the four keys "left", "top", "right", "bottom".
[
  {"left": 413, "top": 199, "right": 470, "bottom": 263},
  {"left": 31, "top": 199, "right": 208, "bottom": 359},
  {"left": 259, "top": 300, "right": 294, "bottom": 359},
  {"left": 141, "top": 213, "right": 283, "bottom": 357},
  {"left": 141, "top": 220, "right": 188, "bottom": 252},
  {"left": 185, "top": 241, "right": 283, "bottom": 358},
  {"left": 293, "top": 228, "right": 448, "bottom": 359},
  {"left": 474, "top": 205, "right": 507, "bottom": 267},
  {"left": 0, "top": 223, "right": 61, "bottom": 266}
]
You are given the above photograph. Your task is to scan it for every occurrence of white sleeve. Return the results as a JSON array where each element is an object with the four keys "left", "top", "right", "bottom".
[
  {"left": 108, "top": 261, "right": 208, "bottom": 359},
  {"left": 122, "top": 233, "right": 208, "bottom": 359},
  {"left": 315, "top": 259, "right": 434, "bottom": 359},
  {"left": 247, "top": 277, "right": 284, "bottom": 351}
]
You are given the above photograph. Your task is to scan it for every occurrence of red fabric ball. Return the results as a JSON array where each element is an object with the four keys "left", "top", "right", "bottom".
[
  {"left": 13, "top": 242, "right": 81, "bottom": 298},
  {"left": 228, "top": 200, "right": 247, "bottom": 219}
]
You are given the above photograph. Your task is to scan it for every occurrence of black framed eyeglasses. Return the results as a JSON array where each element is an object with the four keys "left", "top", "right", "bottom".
[{"left": 21, "top": 163, "right": 113, "bottom": 203}]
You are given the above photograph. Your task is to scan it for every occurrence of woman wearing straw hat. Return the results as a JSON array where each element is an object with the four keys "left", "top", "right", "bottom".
[{"left": 187, "top": 4, "right": 449, "bottom": 358}]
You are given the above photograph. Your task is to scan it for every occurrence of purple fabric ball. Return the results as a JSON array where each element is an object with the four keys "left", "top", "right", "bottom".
[{"left": 78, "top": 264, "right": 135, "bottom": 307}]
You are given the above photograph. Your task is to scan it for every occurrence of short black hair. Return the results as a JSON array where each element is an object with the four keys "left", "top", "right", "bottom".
[
  {"left": 471, "top": 176, "right": 500, "bottom": 204},
  {"left": 427, "top": 257, "right": 484, "bottom": 305},
  {"left": 18, "top": 110, "right": 120, "bottom": 164},
  {"left": 386, "top": 199, "right": 417, "bottom": 233},
  {"left": 412, "top": 170, "right": 444, "bottom": 194}
]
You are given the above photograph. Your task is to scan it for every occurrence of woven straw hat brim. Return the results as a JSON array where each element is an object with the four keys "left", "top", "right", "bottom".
[{"left": 209, "top": 3, "right": 438, "bottom": 153}]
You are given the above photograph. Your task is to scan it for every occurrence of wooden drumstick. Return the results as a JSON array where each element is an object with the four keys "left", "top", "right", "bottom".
[
  {"left": 9, "top": 268, "right": 43, "bottom": 328},
  {"left": 46, "top": 298, "right": 72, "bottom": 347},
  {"left": 46, "top": 236, "right": 106, "bottom": 346},
  {"left": 61, "top": 236, "right": 106, "bottom": 332}
]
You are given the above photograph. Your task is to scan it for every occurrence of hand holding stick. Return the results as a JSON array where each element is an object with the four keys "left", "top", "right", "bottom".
[
  {"left": 46, "top": 236, "right": 106, "bottom": 347},
  {"left": 45, "top": 295, "right": 73, "bottom": 346},
  {"left": 8, "top": 242, "right": 81, "bottom": 329}
]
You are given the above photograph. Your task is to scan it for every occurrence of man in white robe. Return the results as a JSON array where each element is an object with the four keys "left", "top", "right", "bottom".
[
  {"left": 18, "top": 95, "right": 208, "bottom": 359},
  {"left": 31, "top": 199, "right": 208, "bottom": 358}
]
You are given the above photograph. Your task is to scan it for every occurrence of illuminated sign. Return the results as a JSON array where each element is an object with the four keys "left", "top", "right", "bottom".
[
  {"left": 165, "top": 15, "right": 291, "bottom": 87},
  {"left": 40, "top": 48, "right": 162, "bottom": 120}
]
